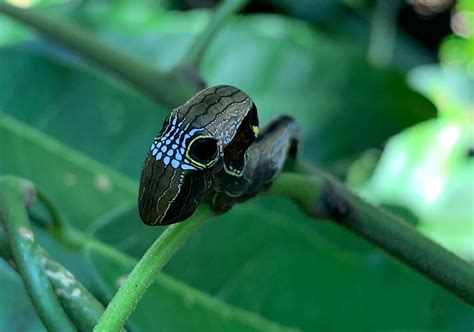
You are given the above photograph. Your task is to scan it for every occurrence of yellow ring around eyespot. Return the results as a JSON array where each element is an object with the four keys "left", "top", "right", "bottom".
[{"left": 185, "top": 135, "right": 221, "bottom": 169}]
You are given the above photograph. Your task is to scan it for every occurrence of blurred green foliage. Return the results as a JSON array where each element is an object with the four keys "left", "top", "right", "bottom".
[
  {"left": 0, "top": 0, "right": 472, "bottom": 331},
  {"left": 357, "top": 0, "right": 474, "bottom": 261}
]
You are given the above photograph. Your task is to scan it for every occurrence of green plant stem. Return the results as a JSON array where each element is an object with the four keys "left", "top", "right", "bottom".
[
  {"left": 0, "top": 2, "right": 199, "bottom": 108},
  {"left": 44, "top": 259, "right": 105, "bottom": 332},
  {"left": 94, "top": 205, "right": 213, "bottom": 332},
  {"left": 182, "top": 0, "right": 249, "bottom": 67},
  {"left": 0, "top": 176, "right": 76, "bottom": 332},
  {"left": 269, "top": 172, "right": 474, "bottom": 306},
  {"left": 0, "top": 224, "right": 107, "bottom": 332}
]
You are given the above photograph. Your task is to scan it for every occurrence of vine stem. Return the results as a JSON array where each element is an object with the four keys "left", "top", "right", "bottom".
[
  {"left": 94, "top": 205, "right": 213, "bottom": 332},
  {"left": 269, "top": 171, "right": 474, "bottom": 306},
  {"left": 0, "top": 176, "right": 76, "bottom": 331},
  {"left": 0, "top": 223, "right": 106, "bottom": 332}
]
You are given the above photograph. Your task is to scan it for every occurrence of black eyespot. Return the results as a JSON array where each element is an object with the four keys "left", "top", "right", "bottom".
[{"left": 189, "top": 137, "right": 219, "bottom": 165}]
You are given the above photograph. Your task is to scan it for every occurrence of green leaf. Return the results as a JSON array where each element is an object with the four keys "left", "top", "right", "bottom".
[
  {"left": 0, "top": 47, "right": 167, "bottom": 178},
  {"left": 0, "top": 112, "right": 136, "bottom": 231},
  {"left": 93, "top": 196, "right": 474, "bottom": 331},
  {"left": 86, "top": 241, "right": 295, "bottom": 332}
]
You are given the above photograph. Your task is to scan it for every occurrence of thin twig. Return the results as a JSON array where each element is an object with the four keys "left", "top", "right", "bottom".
[{"left": 0, "top": 176, "right": 76, "bottom": 331}]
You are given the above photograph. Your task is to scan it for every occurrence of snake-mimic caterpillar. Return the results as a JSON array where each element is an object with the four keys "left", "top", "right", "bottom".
[{"left": 139, "top": 85, "right": 299, "bottom": 225}]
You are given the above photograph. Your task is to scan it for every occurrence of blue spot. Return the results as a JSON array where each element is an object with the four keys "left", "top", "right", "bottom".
[
  {"left": 163, "top": 156, "right": 170, "bottom": 165},
  {"left": 175, "top": 154, "right": 182, "bottom": 161},
  {"left": 156, "top": 152, "right": 162, "bottom": 160},
  {"left": 152, "top": 148, "right": 158, "bottom": 156},
  {"left": 180, "top": 148, "right": 185, "bottom": 155},
  {"left": 161, "top": 146, "right": 167, "bottom": 153},
  {"left": 172, "top": 144, "right": 178, "bottom": 149},
  {"left": 167, "top": 150, "right": 174, "bottom": 156},
  {"left": 171, "top": 160, "right": 180, "bottom": 168},
  {"left": 181, "top": 164, "right": 195, "bottom": 170}
]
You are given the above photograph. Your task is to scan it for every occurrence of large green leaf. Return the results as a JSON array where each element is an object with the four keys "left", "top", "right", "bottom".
[
  {"left": 0, "top": 112, "right": 136, "bottom": 231},
  {"left": 87, "top": 237, "right": 295, "bottom": 332},
  {"left": 0, "top": 47, "right": 166, "bottom": 178},
  {"left": 92, "top": 195, "right": 474, "bottom": 331}
]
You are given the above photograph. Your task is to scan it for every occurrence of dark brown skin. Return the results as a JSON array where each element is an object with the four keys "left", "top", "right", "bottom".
[{"left": 138, "top": 85, "right": 299, "bottom": 225}]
